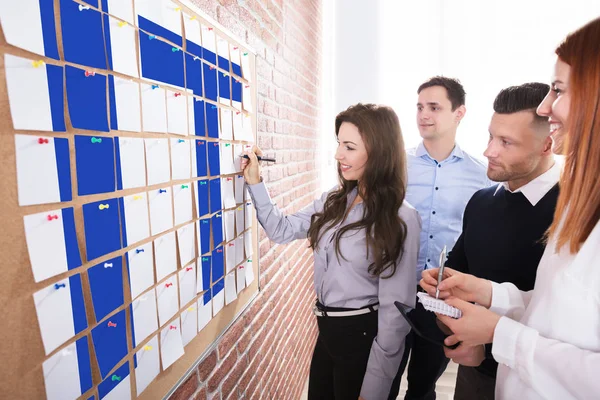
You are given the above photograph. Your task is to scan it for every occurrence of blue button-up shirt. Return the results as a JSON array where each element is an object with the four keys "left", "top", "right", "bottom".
[{"left": 406, "top": 142, "right": 491, "bottom": 283}]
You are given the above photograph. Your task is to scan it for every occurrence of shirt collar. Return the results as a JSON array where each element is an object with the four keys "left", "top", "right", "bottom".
[
  {"left": 415, "top": 142, "right": 465, "bottom": 160},
  {"left": 493, "top": 162, "right": 561, "bottom": 206}
]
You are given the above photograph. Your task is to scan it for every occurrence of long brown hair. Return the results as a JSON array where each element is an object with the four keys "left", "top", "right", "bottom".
[
  {"left": 549, "top": 17, "right": 600, "bottom": 253},
  {"left": 307, "top": 104, "right": 408, "bottom": 278}
]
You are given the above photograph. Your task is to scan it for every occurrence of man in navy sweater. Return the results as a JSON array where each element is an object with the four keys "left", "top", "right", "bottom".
[{"left": 443, "top": 82, "right": 560, "bottom": 400}]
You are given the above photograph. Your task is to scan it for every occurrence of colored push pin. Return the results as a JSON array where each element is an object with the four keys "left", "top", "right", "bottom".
[
  {"left": 54, "top": 283, "right": 66, "bottom": 290},
  {"left": 159, "top": 188, "right": 167, "bottom": 194},
  {"left": 172, "top": 47, "right": 180, "bottom": 52},
  {"left": 188, "top": 306, "right": 195, "bottom": 312},
  {"left": 84, "top": 70, "right": 95, "bottom": 77},
  {"left": 111, "top": 375, "right": 121, "bottom": 382},
  {"left": 178, "top": 139, "right": 185, "bottom": 143},
  {"left": 209, "top": 65, "right": 215, "bottom": 70},
  {"left": 186, "top": 266, "right": 193, "bottom": 271},
  {"left": 169, "top": 325, "right": 177, "bottom": 330},
  {"left": 91, "top": 137, "right": 102, "bottom": 143},
  {"left": 213, "top": 142, "right": 218, "bottom": 146},
  {"left": 38, "top": 138, "right": 49, "bottom": 144},
  {"left": 244, "top": 85, "right": 250, "bottom": 88},
  {"left": 228, "top": 242, "right": 234, "bottom": 246},
  {"left": 225, "top": 143, "right": 231, "bottom": 147},
  {"left": 174, "top": 92, "right": 182, "bottom": 97},
  {"left": 98, "top": 203, "right": 110, "bottom": 210},
  {"left": 202, "top": 257, "right": 209, "bottom": 262},
  {"left": 136, "top": 248, "right": 144, "bottom": 254},
  {"left": 181, "top": 184, "right": 189, "bottom": 189},
  {"left": 47, "top": 214, "right": 59, "bottom": 221},
  {"left": 133, "top": 195, "right": 143, "bottom": 200},
  {"left": 239, "top": 265, "right": 244, "bottom": 269},
  {"left": 222, "top": 72, "right": 228, "bottom": 77},
  {"left": 226, "top": 177, "right": 233, "bottom": 181},
  {"left": 118, "top": 21, "right": 127, "bottom": 27},
  {"left": 247, "top": 259, "right": 252, "bottom": 262},
  {"left": 107, "top": 321, "right": 117, "bottom": 328},
  {"left": 211, "top": 105, "right": 217, "bottom": 109},
  {"left": 32, "top": 60, "right": 44, "bottom": 68},
  {"left": 143, "top": 345, "right": 152, "bottom": 351},
  {"left": 78, "top": 4, "right": 90, "bottom": 11},
  {"left": 233, "top": 47, "right": 239, "bottom": 50},
  {"left": 200, "top": 181, "right": 207, "bottom": 186},
  {"left": 243, "top": 52, "right": 248, "bottom": 56},
  {"left": 190, "top": 15, "right": 196, "bottom": 20},
  {"left": 236, "top": 111, "right": 241, "bottom": 115},
  {"left": 165, "top": 282, "right": 173, "bottom": 288},
  {"left": 197, "top": 141, "right": 205, "bottom": 145},
  {"left": 193, "top": 56, "right": 200, "bottom": 61},
  {"left": 217, "top": 248, "right": 223, "bottom": 253},
  {"left": 174, "top": 7, "right": 181, "bottom": 11},
  {"left": 207, "top": 27, "right": 214, "bottom": 31},
  {"left": 148, "top": 34, "right": 157, "bottom": 40},
  {"left": 151, "top": 84, "right": 159, "bottom": 90},
  {"left": 104, "top": 262, "right": 113, "bottom": 268}
]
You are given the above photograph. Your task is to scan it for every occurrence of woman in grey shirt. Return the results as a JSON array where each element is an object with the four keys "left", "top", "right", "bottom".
[{"left": 241, "top": 103, "right": 421, "bottom": 400}]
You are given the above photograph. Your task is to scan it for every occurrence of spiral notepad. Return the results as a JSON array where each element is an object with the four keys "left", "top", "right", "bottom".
[{"left": 417, "top": 292, "right": 462, "bottom": 319}]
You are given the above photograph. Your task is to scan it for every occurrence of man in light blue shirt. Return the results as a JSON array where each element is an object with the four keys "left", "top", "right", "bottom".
[{"left": 388, "top": 77, "right": 491, "bottom": 400}]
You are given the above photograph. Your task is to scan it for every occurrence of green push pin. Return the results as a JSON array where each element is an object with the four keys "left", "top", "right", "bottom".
[
  {"left": 225, "top": 143, "right": 231, "bottom": 147},
  {"left": 181, "top": 184, "right": 189, "bottom": 189},
  {"left": 111, "top": 375, "right": 121, "bottom": 382},
  {"left": 200, "top": 181, "right": 207, "bottom": 185},
  {"left": 243, "top": 52, "right": 248, "bottom": 56},
  {"left": 91, "top": 137, "right": 102, "bottom": 144},
  {"left": 202, "top": 257, "right": 209, "bottom": 261}
]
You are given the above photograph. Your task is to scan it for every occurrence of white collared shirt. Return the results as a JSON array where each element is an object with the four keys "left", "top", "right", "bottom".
[{"left": 493, "top": 161, "right": 562, "bottom": 206}]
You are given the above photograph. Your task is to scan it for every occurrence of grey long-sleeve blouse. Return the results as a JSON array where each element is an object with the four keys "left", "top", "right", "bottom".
[{"left": 246, "top": 182, "right": 421, "bottom": 400}]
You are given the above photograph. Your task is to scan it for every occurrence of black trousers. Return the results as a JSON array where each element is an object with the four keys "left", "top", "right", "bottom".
[
  {"left": 388, "top": 299, "right": 450, "bottom": 400},
  {"left": 453, "top": 365, "right": 496, "bottom": 400},
  {"left": 308, "top": 303, "right": 378, "bottom": 400}
]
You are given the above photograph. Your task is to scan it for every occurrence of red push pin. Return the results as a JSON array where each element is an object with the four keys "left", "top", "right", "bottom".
[
  {"left": 245, "top": 85, "right": 250, "bottom": 88},
  {"left": 208, "top": 27, "right": 213, "bottom": 31},
  {"left": 197, "top": 141, "right": 205, "bottom": 145},
  {"left": 228, "top": 242, "right": 235, "bottom": 246},
  {"left": 236, "top": 111, "right": 241, "bottom": 115},
  {"left": 38, "top": 138, "right": 49, "bottom": 144},
  {"left": 174, "top": 92, "right": 181, "bottom": 97},
  {"left": 107, "top": 321, "right": 117, "bottom": 328},
  {"left": 165, "top": 282, "right": 173, "bottom": 288},
  {"left": 186, "top": 267, "right": 193, "bottom": 271},
  {"left": 84, "top": 70, "right": 95, "bottom": 77},
  {"left": 233, "top": 47, "right": 238, "bottom": 50},
  {"left": 217, "top": 248, "right": 223, "bottom": 253},
  {"left": 169, "top": 325, "right": 177, "bottom": 330},
  {"left": 47, "top": 214, "right": 59, "bottom": 221},
  {"left": 226, "top": 177, "right": 233, "bottom": 181}
]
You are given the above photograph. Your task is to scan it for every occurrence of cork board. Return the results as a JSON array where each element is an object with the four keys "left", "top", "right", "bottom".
[{"left": 0, "top": 0, "right": 259, "bottom": 399}]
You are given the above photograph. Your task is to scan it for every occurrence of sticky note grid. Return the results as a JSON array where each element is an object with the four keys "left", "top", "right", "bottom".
[{"left": 416, "top": 292, "right": 462, "bottom": 319}]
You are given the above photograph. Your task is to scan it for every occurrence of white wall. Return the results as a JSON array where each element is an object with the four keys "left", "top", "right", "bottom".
[{"left": 319, "top": 1, "right": 600, "bottom": 191}]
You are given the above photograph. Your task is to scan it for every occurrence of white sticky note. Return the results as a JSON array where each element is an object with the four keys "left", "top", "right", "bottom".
[
  {"left": 127, "top": 243, "right": 154, "bottom": 300},
  {"left": 6, "top": 55, "right": 53, "bottom": 131},
  {"left": 236, "top": 265, "right": 246, "bottom": 294},
  {"left": 160, "top": 318, "right": 184, "bottom": 369},
  {"left": 145, "top": 138, "right": 170, "bottom": 185},
  {"left": 235, "top": 175, "right": 245, "bottom": 204},
  {"left": 233, "top": 144, "right": 243, "bottom": 173},
  {"left": 242, "top": 84, "right": 253, "bottom": 113},
  {"left": 149, "top": 187, "right": 174, "bottom": 236},
  {"left": 107, "top": 16, "right": 139, "bottom": 77},
  {"left": 225, "top": 242, "right": 236, "bottom": 274},
  {"left": 170, "top": 139, "right": 191, "bottom": 180},
  {"left": 197, "top": 298, "right": 212, "bottom": 331},
  {"left": 195, "top": 258, "right": 204, "bottom": 294},
  {"left": 222, "top": 178, "right": 236, "bottom": 209},
  {"left": 245, "top": 202, "right": 253, "bottom": 231},
  {"left": 245, "top": 259, "right": 255, "bottom": 286},
  {"left": 135, "top": 336, "right": 159, "bottom": 396},
  {"left": 167, "top": 91, "right": 188, "bottom": 135},
  {"left": 220, "top": 144, "right": 236, "bottom": 175},
  {"left": 235, "top": 235, "right": 244, "bottom": 266},
  {"left": 24, "top": 209, "right": 69, "bottom": 282},
  {"left": 122, "top": 192, "right": 150, "bottom": 246},
  {"left": 195, "top": 221, "right": 204, "bottom": 257},
  {"left": 213, "top": 287, "right": 225, "bottom": 316},
  {"left": 183, "top": 13, "right": 201, "bottom": 45},
  {"left": 235, "top": 207, "right": 245, "bottom": 236},
  {"left": 42, "top": 343, "right": 82, "bottom": 400},
  {"left": 190, "top": 138, "right": 198, "bottom": 178},
  {"left": 245, "top": 232, "right": 253, "bottom": 256},
  {"left": 118, "top": 137, "right": 145, "bottom": 188},
  {"left": 135, "top": 0, "right": 182, "bottom": 36},
  {"left": 224, "top": 272, "right": 237, "bottom": 305},
  {"left": 220, "top": 109, "right": 233, "bottom": 140},
  {"left": 173, "top": 184, "right": 193, "bottom": 226},
  {"left": 223, "top": 211, "right": 235, "bottom": 243},
  {"left": 217, "top": 38, "right": 230, "bottom": 62},
  {"left": 242, "top": 115, "right": 254, "bottom": 142},
  {"left": 180, "top": 308, "right": 197, "bottom": 346},
  {"left": 106, "top": 0, "right": 135, "bottom": 24},
  {"left": 16, "top": 134, "right": 64, "bottom": 206},
  {"left": 0, "top": 1, "right": 46, "bottom": 57},
  {"left": 178, "top": 264, "right": 197, "bottom": 307},
  {"left": 156, "top": 275, "right": 179, "bottom": 326},
  {"left": 241, "top": 53, "right": 251, "bottom": 82},
  {"left": 34, "top": 279, "right": 75, "bottom": 354},
  {"left": 232, "top": 112, "right": 243, "bottom": 141},
  {"left": 193, "top": 180, "right": 209, "bottom": 218},
  {"left": 131, "top": 290, "right": 159, "bottom": 347},
  {"left": 176, "top": 223, "right": 196, "bottom": 267},
  {"left": 188, "top": 96, "right": 195, "bottom": 137},
  {"left": 230, "top": 44, "right": 241, "bottom": 72},
  {"left": 104, "top": 373, "right": 131, "bottom": 400},
  {"left": 113, "top": 79, "right": 142, "bottom": 132},
  {"left": 141, "top": 83, "right": 167, "bottom": 133},
  {"left": 154, "top": 232, "right": 176, "bottom": 282},
  {"left": 201, "top": 24, "right": 216, "bottom": 56}
]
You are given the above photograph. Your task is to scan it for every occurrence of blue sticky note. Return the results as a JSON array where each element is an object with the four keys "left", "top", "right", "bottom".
[
  {"left": 39, "top": 0, "right": 60, "bottom": 59},
  {"left": 193, "top": 100, "right": 206, "bottom": 136},
  {"left": 232, "top": 62, "right": 242, "bottom": 77},
  {"left": 91, "top": 310, "right": 128, "bottom": 379},
  {"left": 204, "top": 49, "right": 216, "bottom": 65},
  {"left": 60, "top": 0, "right": 106, "bottom": 69},
  {"left": 212, "top": 246, "right": 224, "bottom": 283},
  {"left": 88, "top": 256, "right": 124, "bottom": 322},
  {"left": 53, "top": 137, "right": 73, "bottom": 201},
  {"left": 186, "top": 53, "right": 203, "bottom": 96},
  {"left": 70, "top": 274, "right": 89, "bottom": 334},
  {"left": 207, "top": 142, "right": 220, "bottom": 176},
  {"left": 203, "top": 63, "right": 218, "bottom": 101},
  {"left": 218, "top": 72, "right": 231, "bottom": 101},
  {"left": 138, "top": 15, "right": 182, "bottom": 46},
  {"left": 232, "top": 79, "right": 242, "bottom": 103},
  {"left": 83, "top": 198, "right": 121, "bottom": 261},
  {"left": 46, "top": 64, "right": 66, "bottom": 131},
  {"left": 203, "top": 289, "right": 212, "bottom": 305},
  {"left": 76, "top": 336, "right": 93, "bottom": 395},
  {"left": 206, "top": 103, "right": 219, "bottom": 139},
  {"left": 212, "top": 212, "right": 223, "bottom": 247},
  {"left": 200, "top": 256, "right": 211, "bottom": 290},
  {"left": 188, "top": 41, "right": 202, "bottom": 58},
  {"left": 98, "top": 361, "right": 128, "bottom": 398},
  {"left": 199, "top": 219, "right": 211, "bottom": 253},
  {"left": 62, "top": 207, "right": 82, "bottom": 270},
  {"left": 210, "top": 178, "right": 222, "bottom": 214},
  {"left": 197, "top": 180, "right": 210, "bottom": 217},
  {"left": 75, "top": 135, "right": 115, "bottom": 195},
  {"left": 213, "top": 276, "right": 224, "bottom": 295},
  {"left": 139, "top": 18, "right": 184, "bottom": 87},
  {"left": 218, "top": 55, "right": 230, "bottom": 72},
  {"left": 66, "top": 66, "right": 109, "bottom": 132},
  {"left": 195, "top": 140, "right": 208, "bottom": 177}
]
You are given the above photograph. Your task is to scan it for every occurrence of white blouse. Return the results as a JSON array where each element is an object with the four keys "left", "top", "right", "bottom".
[{"left": 490, "top": 219, "right": 600, "bottom": 399}]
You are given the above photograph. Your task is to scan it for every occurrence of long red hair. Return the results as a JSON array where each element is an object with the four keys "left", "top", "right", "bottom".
[{"left": 549, "top": 17, "right": 600, "bottom": 253}]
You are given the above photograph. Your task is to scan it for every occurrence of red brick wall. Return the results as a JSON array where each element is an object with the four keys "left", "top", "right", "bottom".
[{"left": 171, "top": 0, "right": 322, "bottom": 399}]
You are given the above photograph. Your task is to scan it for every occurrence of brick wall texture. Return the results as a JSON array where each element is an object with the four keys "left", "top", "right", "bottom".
[{"left": 171, "top": 0, "right": 322, "bottom": 399}]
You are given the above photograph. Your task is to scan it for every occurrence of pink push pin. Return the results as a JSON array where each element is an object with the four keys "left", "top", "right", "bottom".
[{"left": 85, "top": 70, "right": 95, "bottom": 77}]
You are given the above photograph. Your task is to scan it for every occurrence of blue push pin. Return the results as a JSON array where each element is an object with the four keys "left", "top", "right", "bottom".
[{"left": 136, "top": 248, "right": 144, "bottom": 254}]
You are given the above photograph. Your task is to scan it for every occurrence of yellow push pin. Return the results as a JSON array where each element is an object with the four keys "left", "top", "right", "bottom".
[
  {"left": 143, "top": 345, "right": 152, "bottom": 351},
  {"left": 188, "top": 306, "right": 195, "bottom": 312},
  {"left": 31, "top": 60, "right": 45, "bottom": 68},
  {"left": 118, "top": 21, "right": 127, "bottom": 27}
]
